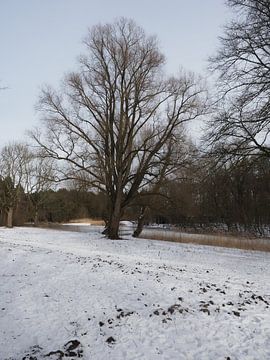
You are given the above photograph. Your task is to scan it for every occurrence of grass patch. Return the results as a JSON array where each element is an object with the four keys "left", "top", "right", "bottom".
[
  {"left": 68, "top": 218, "right": 105, "bottom": 226},
  {"left": 141, "top": 229, "right": 270, "bottom": 252}
]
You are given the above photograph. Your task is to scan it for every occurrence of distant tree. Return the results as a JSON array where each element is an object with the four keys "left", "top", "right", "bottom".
[
  {"left": 0, "top": 143, "right": 31, "bottom": 227},
  {"left": 193, "top": 154, "right": 270, "bottom": 234},
  {"left": 208, "top": 0, "right": 270, "bottom": 159},
  {"left": 32, "top": 18, "right": 207, "bottom": 239},
  {"left": 0, "top": 177, "right": 13, "bottom": 226},
  {"left": 0, "top": 143, "right": 53, "bottom": 227},
  {"left": 26, "top": 155, "right": 55, "bottom": 225},
  {"left": 39, "top": 188, "right": 106, "bottom": 223}
]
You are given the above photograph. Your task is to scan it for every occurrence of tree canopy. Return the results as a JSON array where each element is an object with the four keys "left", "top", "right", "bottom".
[{"left": 208, "top": 0, "right": 270, "bottom": 159}]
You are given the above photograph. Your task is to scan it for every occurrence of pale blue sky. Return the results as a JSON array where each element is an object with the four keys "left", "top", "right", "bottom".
[{"left": 0, "top": 0, "right": 231, "bottom": 145}]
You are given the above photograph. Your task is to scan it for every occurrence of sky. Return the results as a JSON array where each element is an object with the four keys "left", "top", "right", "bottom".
[{"left": 0, "top": 0, "right": 231, "bottom": 145}]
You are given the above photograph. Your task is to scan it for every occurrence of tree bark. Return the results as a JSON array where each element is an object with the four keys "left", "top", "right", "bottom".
[
  {"left": 6, "top": 207, "right": 13, "bottom": 228},
  {"left": 133, "top": 206, "right": 147, "bottom": 238},
  {"left": 34, "top": 209, "right": 39, "bottom": 226},
  {"left": 107, "top": 213, "right": 121, "bottom": 239},
  {"left": 107, "top": 191, "right": 125, "bottom": 239}
]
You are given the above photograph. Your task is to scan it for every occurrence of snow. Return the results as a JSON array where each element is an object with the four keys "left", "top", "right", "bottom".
[{"left": 0, "top": 226, "right": 270, "bottom": 360}]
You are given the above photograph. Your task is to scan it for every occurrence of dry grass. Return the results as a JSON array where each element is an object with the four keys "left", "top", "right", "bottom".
[
  {"left": 141, "top": 229, "right": 270, "bottom": 252},
  {"left": 68, "top": 218, "right": 105, "bottom": 226}
]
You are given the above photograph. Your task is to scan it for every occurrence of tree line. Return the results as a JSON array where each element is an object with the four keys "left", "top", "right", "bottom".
[
  {"left": 1, "top": 1, "right": 270, "bottom": 238},
  {"left": 1, "top": 142, "right": 270, "bottom": 236}
]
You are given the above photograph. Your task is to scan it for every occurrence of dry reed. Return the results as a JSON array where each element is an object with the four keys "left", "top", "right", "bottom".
[{"left": 141, "top": 229, "right": 270, "bottom": 252}]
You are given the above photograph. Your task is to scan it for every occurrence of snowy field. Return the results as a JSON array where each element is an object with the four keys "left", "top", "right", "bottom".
[{"left": 0, "top": 227, "right": 270, "bottom": 360}]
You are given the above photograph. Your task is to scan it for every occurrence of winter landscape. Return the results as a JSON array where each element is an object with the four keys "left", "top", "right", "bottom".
[
  {"left": 1, "top": 1, "right": 270, "bottom": 359},
  {"left": 1, "top": 226, "right": 269, "bottom": 359}
]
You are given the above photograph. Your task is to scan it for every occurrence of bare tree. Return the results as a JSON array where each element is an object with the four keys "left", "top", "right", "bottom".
[
  {"left": 26, "top": 155, "right": 55, "bottom": 225},
  {"left": 0, "top": 143, "right": 31, "bottom": 227},
  {"left": 0, "top": 143, "right": 53, "bottom": 227},
  {"left": 32, "top": 18, "right": 207, "bottom": 239},
  {"left": 208, "top": 0, "right": 270, "bottom": 158}
]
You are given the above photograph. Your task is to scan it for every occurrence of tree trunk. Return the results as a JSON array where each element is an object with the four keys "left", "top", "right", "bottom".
[
  {"left": 107, "top": 213, "right": 121, "bottom": 239},
  {"left": 34, "top": 209, "right": 39, "bottom": 226},
  {"left": 107, "top": 196, "right": 122, "bottom": 239},
  {"left": 6, "top": 207, "right": 13, "bottom": 228},
  {"left": 102, "top": 220, "right": 109, "bottom": 235},
  {"left": 133, "top": 206, "right": 147, "bottom": 238}
]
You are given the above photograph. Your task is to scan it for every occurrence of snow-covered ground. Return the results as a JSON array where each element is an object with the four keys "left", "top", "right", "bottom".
[{"left": 0, "top": 227, "right": 269, "bottom": 360}]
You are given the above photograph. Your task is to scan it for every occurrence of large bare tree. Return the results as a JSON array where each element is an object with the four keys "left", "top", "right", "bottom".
[
  {"left": 33, "top": 19, "right": 206, "bottom": 239},
  {"left": 207, "top": 0, "right": 270, "bottom": 159}
]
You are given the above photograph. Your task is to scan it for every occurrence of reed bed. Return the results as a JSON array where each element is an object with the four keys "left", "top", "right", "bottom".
[{"left": 141, "top": 228, "right": 270, "bottom": 252}]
